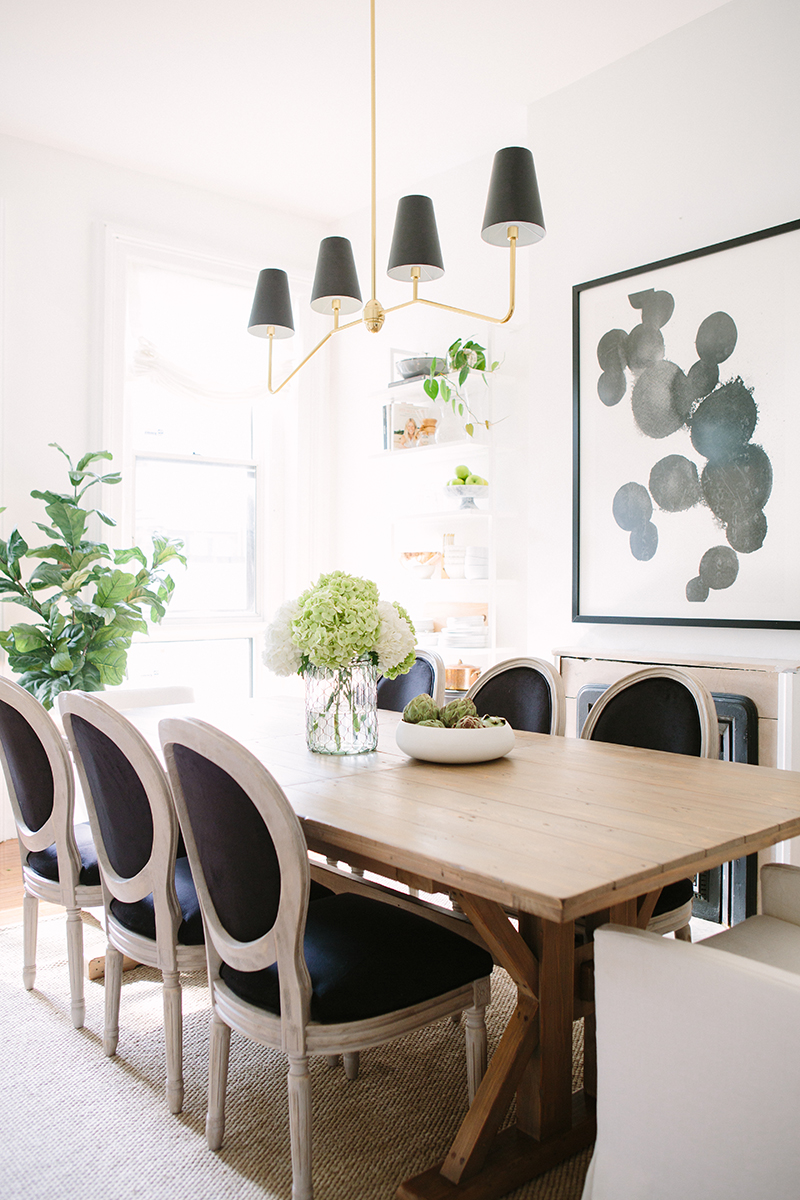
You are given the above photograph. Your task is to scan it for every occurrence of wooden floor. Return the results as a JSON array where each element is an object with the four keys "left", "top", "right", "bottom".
[{"left": 0, "top": 837, "right": 61, "bottom": 926}]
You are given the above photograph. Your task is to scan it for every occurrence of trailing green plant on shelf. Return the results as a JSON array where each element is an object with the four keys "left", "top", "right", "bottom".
[
  {"left": 0, "top": 443, "right": 186, "bottom": 708},
  {"left": 423, "top": 337, "right": 499, "bottom": 437}
]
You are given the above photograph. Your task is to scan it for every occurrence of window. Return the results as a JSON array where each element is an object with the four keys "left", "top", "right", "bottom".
[{"left": 102, "top": 231, "right": 309, "bottom": 702}]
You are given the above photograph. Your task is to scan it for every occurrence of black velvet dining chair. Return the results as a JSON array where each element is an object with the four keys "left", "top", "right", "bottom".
[
  {"left": 58, "top": 690, "right": 207, "bottom": 1112},
  {"left": 0, "top": 677, "right": 102, "bottom": 1027},
  {"left": 159, "top": 714, "right": 493, "bottom": 1200},
  {"left": 464, "top": 656, "right": 566, "bottom": 735},
  {"left": 377, "top": 647, "right": 445, "bottom": 710},
  {"left": 579, "top": 666, "right": 719, "bottom": 939}
]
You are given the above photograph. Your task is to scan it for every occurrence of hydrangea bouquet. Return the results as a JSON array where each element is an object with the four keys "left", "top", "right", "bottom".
[{"left": 263, "top": 571, "right": 416, "bottom": 753}]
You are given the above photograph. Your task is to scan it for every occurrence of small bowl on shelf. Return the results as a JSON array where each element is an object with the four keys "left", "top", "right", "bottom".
[
  {"left": 444, "top": 485, "right": 489, "bottom": 511},
  {"left": 396, "top": 356, "right": 447, "bottom": 379},
  {"left": 395, "top": 719, "right": 515, "bottom": 764},
  {"left": 399, "top": 551, "right": 440, "bottom": 579}
]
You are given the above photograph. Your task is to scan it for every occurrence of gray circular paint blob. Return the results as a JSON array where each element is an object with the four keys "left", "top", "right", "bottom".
[
  {"left": 690, "top": 379, "right": 758, "bottom": 461},
  {"left": 649, "top": 455, "right": 701, "bottom": 512},
  {"left": 598, "top": 369, "right": 627, "bottom": 406},
  {"left": 628, "top": 289, "right": 675, "bottom": 329},
  {"left": 701, "top": 444, "right": 773, "bottom": 523},
  {"left": 727, "top": 508, "right": 767, "bottom": 554},
  {"left": 686, "top": 576, "right": 710, "bottom": 602},
  {"left": 612, "top": 482, "right": 652, "bottom": 531},
  {"left": 696, "top": 311, "right": 738, "bottom": 364},
  {"left": 597, "top": 328, "right": 629, "bottom": 372},
  {"left": 699, "top": 545, "right": 739, "bottom": 590},
  {"left": 631, "top": 361, "right": 691, "bottom": 438},
  {"left": 627, "top": 325, "right": 665, "bottom": 373},
  {"left": 687, "top": 358, "right": 719, "bottom": 400},
  {"left": 630, "top": 521, "right": 658, "bottom": 561}
]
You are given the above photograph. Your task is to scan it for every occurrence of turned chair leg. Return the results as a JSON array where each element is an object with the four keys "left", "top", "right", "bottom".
[
  {"left": 464, "top": 1002, "right": 488, "bottom": 1104},
  {"left": 162, "top": 969, "right": 184, "bottom": 1113},
  {"left": 65, "top": 907, "right": 86, "bottom": 1028},
  {"left": 22, "top": 890, "right": 38, "bottom": 991},
  {"left": 288, "top": 1053, "right": 313, "bottom": 1200},
  {"left": 343, "top": 1051, "right": 360, "bottom": 1080},
  {"left": 207, "top": 1012, "right": 231, "bottom": 1151},
  {"left": 103, "top": 943, "right": 123, "bottom": 1056}
]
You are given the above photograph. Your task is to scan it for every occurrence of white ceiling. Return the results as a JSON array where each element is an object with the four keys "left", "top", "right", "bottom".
[{"left": 0, "top": 0, "right": 730, "bottom": 222}]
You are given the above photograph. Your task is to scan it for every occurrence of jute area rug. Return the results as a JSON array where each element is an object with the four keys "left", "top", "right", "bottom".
[{"left": 0, "top": 913, "right": 591, "bottom": 1200}]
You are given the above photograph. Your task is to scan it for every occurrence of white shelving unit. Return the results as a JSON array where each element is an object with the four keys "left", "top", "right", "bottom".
[{"left": 372, "top": 373, "right": 517, "bottom": 676}]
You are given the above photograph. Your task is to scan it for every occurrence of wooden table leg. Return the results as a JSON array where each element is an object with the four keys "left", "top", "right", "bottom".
[{"left": 397, "top": 896, "right": 595, "bottom": 1200}]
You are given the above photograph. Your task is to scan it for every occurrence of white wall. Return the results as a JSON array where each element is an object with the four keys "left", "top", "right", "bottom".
[{"left": 525, "top": 0, "right": 800, "bottom": 663}]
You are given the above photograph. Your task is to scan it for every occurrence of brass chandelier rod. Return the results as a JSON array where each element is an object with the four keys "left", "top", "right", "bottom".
[{"left": 250, "top": 0, "right": 545, "bottom": 394}]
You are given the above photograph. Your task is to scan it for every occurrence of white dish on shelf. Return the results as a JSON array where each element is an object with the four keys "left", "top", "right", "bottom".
[
  {"left": 399, "top": 551, "right": 439, "bottom": 578},
  {"left": 444, "top": 485, "right": 489, "bottom": 510},
  {"left": 395, "top": 719, "right": 515, "bottom": 764}
]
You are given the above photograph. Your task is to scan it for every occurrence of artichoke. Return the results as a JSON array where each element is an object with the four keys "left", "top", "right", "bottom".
[
  {"left": 440, "top": 697, "right": 478, "bottom": 727},
  {"left": 418, "top": 718, "right": 446, "bottom": 727},
  {"left": 402, "top": 693, "right": 441, "bottom": 724},
  {"left": 481, "top": 715, "right": 507, "bottom": 727},
  {"left": 455, "top": 715, "right": 485, "bottom": 729}
]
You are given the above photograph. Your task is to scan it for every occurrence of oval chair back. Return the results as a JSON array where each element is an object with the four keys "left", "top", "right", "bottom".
[
  {"left": 580, "top": 667, "right": 719, "bottom": 939},
  {"left": 465, "top": 657, "right": 566, "bottom": 735},
  {"left": 58, "top": 691, "right": 205, "bottom": 1112},
  {"left": 0, "top": 677, "right": 102, "bottom": 1026},
  {"left": 377, "top": 648, "right": 445, "bottom": 711}
]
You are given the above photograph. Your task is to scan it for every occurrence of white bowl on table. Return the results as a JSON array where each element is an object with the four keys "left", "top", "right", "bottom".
[{"left": 395, "top": 719, "right": 515, "bottom": 764}]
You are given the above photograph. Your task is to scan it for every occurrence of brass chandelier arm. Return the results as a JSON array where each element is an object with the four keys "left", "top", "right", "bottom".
[
  {"left": 383, "top": 230, "right": 518, "bottom": 326},
  {"left": 265, "top": 311, "right": 363, "bottom": 395}
]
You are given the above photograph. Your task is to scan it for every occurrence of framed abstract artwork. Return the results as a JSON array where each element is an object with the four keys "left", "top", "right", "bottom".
[{"left": 572, "top": 217, "right": 800, "bottom": 627}]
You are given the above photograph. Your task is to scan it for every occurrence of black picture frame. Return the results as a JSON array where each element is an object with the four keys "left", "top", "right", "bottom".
[{"left": 572, "top": 217, "right": 800, "bottom": 628}]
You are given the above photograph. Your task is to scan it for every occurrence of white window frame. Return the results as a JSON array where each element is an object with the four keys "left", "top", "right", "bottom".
[{"left": 99, "top": 225, "right": 321, "bottom": 698}]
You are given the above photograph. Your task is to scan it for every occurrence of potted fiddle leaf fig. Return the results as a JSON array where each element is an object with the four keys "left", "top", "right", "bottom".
[
  {"left": 423, "top": 337, "right": 500, "bottom": 437},
  {"left": 0, "top": 443, "right": 186, "bottom": 708}
]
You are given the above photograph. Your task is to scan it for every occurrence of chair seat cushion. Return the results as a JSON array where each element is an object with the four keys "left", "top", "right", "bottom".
[
  {"left": 109, "top": 865, "right": 333, "bottom": 947},
  {"left": 652, "top": 877, "right": 694, "bottom": 916},
  {"left": 110, "top": 856, "right": 205, "bottom": 945},
  {"left": 220, "top": 892, "right": 493, "bottom": 1024},
  {"left": 26, "top": 821, "right": 100, "bottom": 887}
]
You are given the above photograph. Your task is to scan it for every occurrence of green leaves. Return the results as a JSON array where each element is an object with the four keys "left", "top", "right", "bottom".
[
  {"left": 424, "top": 337, "right": 499, "bottom": 436},
  {"left": 0, "top": 445, "right": 186, "bottom": 707}
]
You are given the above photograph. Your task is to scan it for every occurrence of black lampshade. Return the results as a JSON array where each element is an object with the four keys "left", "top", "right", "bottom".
[
  {"left": 481, "top": 147, "right": 545, "bottom": 247},
  {"left": 310, "top": 236, "right": 362, "bottom": 315},
  {"left": 387, "top": 195, "right": 445, "bottom": 282},
  {"left": 248, "top": 268, "right": 295, "bottom": 339}
]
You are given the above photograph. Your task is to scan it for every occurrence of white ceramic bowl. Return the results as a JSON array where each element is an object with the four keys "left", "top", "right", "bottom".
[
  {"left": 399, "top": 552, "right": 438, "bottom": 579},
  {"left": 395, "top": 719, "right": 515, "bottom": 764}
]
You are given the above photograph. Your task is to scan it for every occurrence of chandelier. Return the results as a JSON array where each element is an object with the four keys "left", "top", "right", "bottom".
[{"left": 247, "top": 0, "right": 546, "bottom": 393}]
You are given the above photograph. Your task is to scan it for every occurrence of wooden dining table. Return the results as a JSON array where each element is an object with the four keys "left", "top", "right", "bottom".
[{"left": 125, "top": 695, "right": 800, "bottom": 1200}]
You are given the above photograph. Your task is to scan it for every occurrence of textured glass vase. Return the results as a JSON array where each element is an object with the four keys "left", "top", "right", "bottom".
[{"left": 304, "top": 656, "right": 378, "bottom": 754}]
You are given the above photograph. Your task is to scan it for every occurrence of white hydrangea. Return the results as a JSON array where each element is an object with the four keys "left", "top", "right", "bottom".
[
  {"left": 262, "top": 599, "right": 303, "bottom": 676},
  {"left": 374, "top": 600, "right": 416, "bottom": 676}
]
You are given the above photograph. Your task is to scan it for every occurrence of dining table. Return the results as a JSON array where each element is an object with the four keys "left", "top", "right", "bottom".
[{"left": 124, "top": 694, "right": 800, "bottom": 1200}]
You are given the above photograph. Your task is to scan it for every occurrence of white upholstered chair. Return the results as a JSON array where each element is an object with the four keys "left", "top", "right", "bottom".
[
  {"left": 580, "top": 666, "right": 719, "bottom": 938},
  {"left": 583, "top": 862, "right": 800, "bottom": 1200},
  {"left": 464, "top": 656, "right": 566, "bottom": 735},
  {"left": 159, "top": 715, "right": 493, "bottom": 1200},
  {"left": 0, "top": 677, "right": 102, "bottom": 1027},
  {"left": 58, "top": 691, "right": 206, "bottom": 1113}
]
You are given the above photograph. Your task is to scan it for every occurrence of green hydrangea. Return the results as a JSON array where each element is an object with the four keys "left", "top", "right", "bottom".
[{"left": 292, "top": 571, "right": 382, "bottom": 670}]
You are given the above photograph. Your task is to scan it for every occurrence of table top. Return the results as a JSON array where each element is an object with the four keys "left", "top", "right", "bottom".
[{"left": 128, "top": 696, "right": 800, "bottom": 925}]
